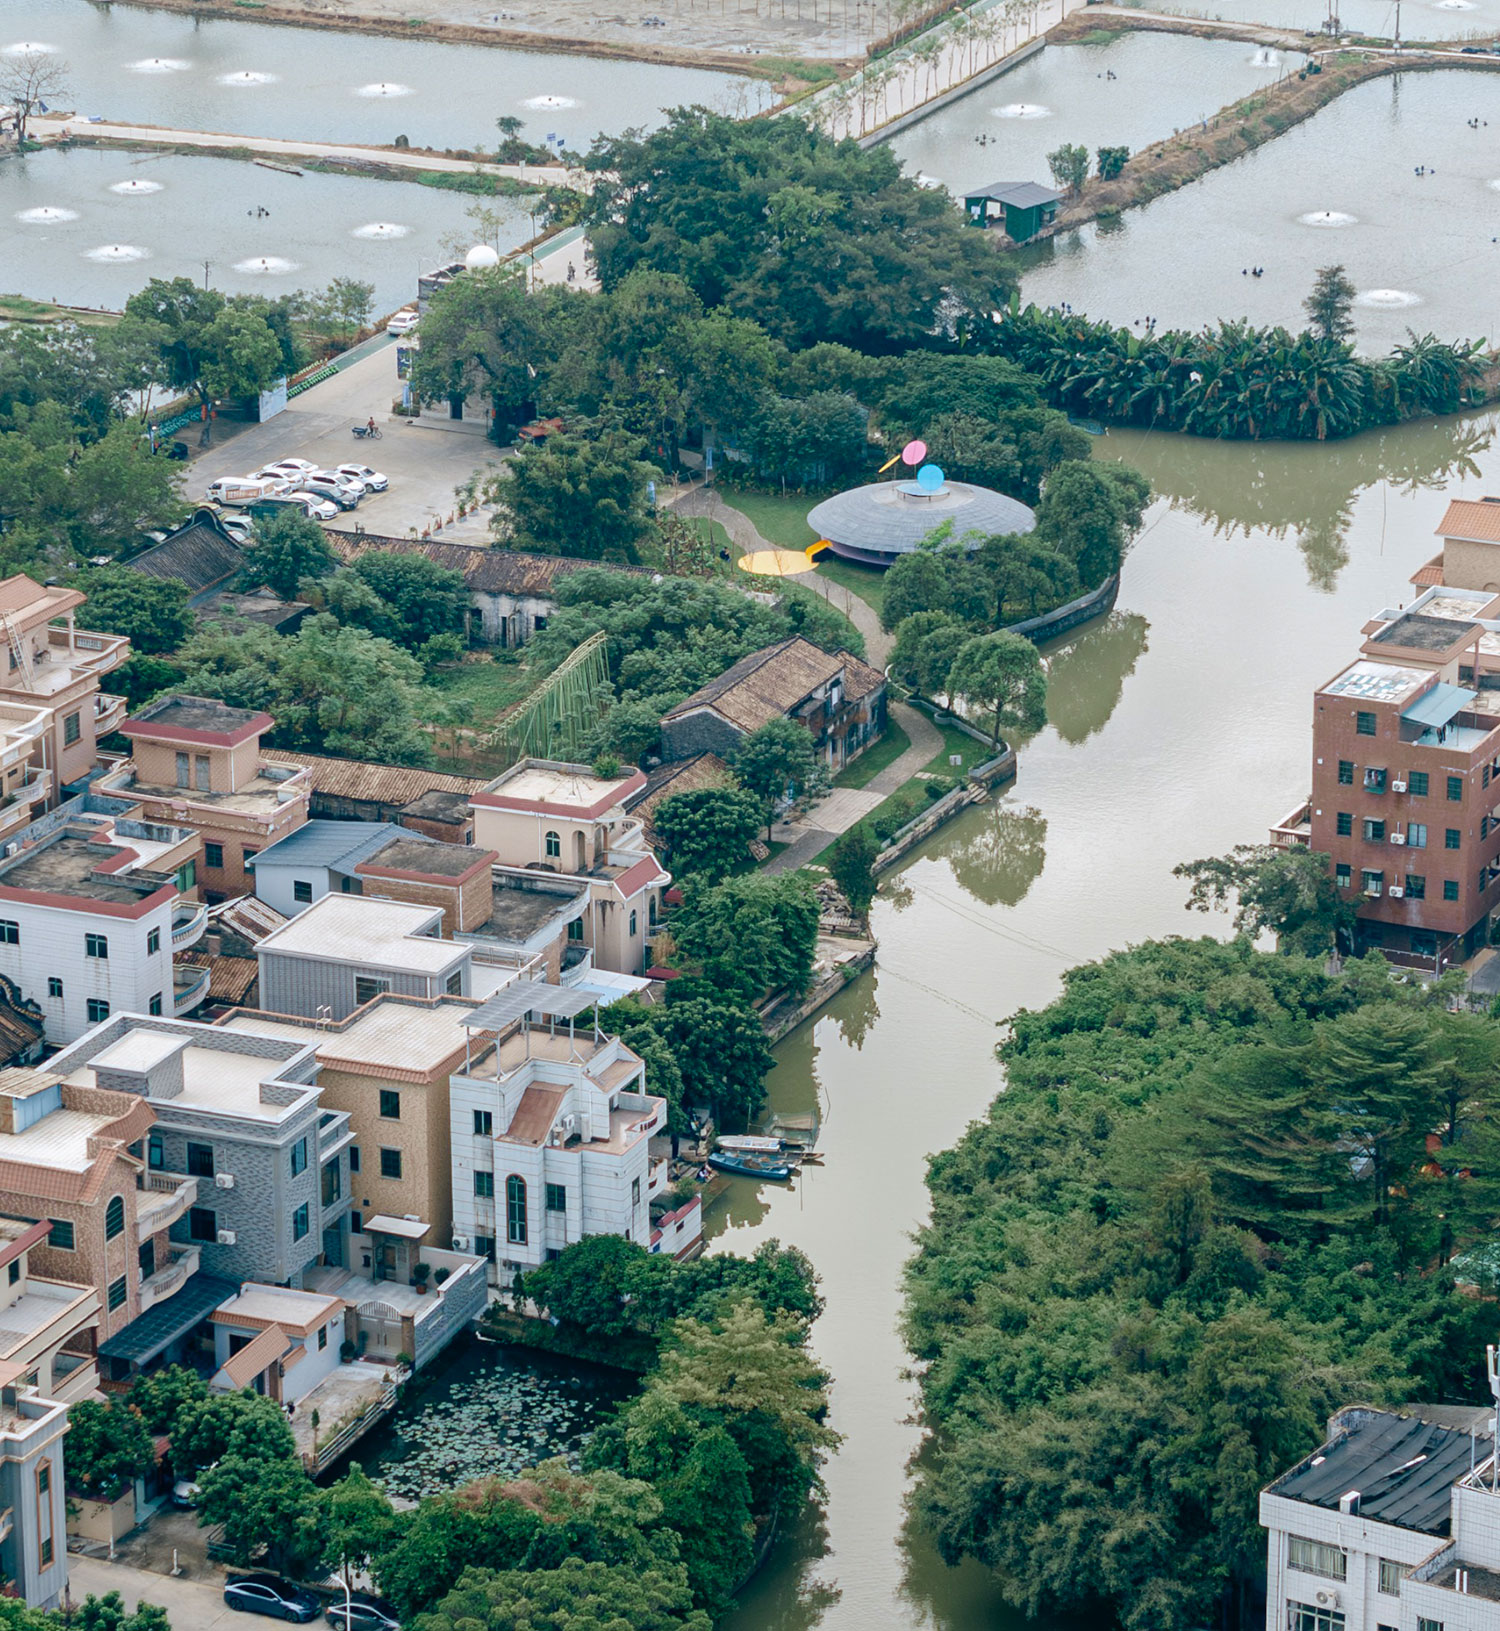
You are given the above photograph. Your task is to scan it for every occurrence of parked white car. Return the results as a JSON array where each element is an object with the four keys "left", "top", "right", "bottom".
[
  {"left": 216, "top": 514, "right": 256, "bottom": 544},
  {"left": 255, "top": 459, "right": 318, "bottom": 481},
  {"left": 336, "top": 463, "right": 388, "bottom": 492},
  {"left": 310, "top": 469, "right": 367, "bottom": 497},
  {"left": 285, "top": 492, "right": 341, "bottom": 521},
  {"left": 386, "top": 310, "right": 419, "bottom": 336},
  {"left": 206, "top": 475, "right": 286, "bottom": 505}
]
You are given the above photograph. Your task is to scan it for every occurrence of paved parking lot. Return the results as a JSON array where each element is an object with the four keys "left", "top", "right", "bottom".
[
  {"left": 183, "top": 342, "right": 506, "bottom": 540},
  {"left": 67, "top": 1553, "right": 238, "bottom": 1628}
]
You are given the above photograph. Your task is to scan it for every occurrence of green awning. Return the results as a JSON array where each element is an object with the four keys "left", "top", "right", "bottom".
[{"left": 1401, "top": 682, "right": 1475, "bottom": 731}]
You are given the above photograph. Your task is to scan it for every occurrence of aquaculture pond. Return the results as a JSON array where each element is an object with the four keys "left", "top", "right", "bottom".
[
  {"left": 352, "top": 1338, "right": 634, "bottom": 1503},
  {"left": 1131, "top": 0, "right": 1500, "bottom": 43},
  {"left": 1020, "top": 67, "right": 1500, "bottom": 352},
  {"left": 889, "top": 30, "right": 1288, "bottom": 197}
]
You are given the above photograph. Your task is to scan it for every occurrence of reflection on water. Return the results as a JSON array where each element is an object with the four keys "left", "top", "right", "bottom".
[
  {"left": 729, "top": 1501, "right": 843, "bottom": 1631},
  {"left": 830, "top": 971, "right": 880, "bottom": 1051},
  {"left": 1042, "top": 612, "right": 1151, "bottom": 745},
  {"left": 925, "top": 801, "right": 1048, "bottom": 908}
]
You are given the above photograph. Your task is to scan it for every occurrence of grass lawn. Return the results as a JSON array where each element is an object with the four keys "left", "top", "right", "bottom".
[
  {"left": 719, "top": 490, "right": 823, "bottom": 554},
  {"left": 421, "top": 654, "right": 534, "bottom": 726},
  {"left": 925, "top": 719, "right": 994, "bottom": 776},
  {"left": 815, "top": 555, "right": 888, "bottom": 622},
  {"left": 833, "top": 716, "right": 910, "bottom": 789}
]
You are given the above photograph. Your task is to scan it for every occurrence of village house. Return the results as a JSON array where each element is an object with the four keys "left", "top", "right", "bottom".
[
  {"left": 98, "top": 696, "right": 311, "bottom": 903},
  {"left": 0, "top": 1369, "right": 72, "bottom": 1610},
  {"left": 264, "top": 752, "right": 484, "bottom": 843},
  {"left": 660, "top": 636, "right": 887, "bottom": 774},
  {"left": 208, "top": 1283, "right": 347, "bottom": 1405}
]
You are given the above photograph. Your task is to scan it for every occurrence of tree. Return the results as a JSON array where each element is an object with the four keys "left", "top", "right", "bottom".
[
  {"left": 237, "top": 509, "right": 338, "bottom": 599},
  {"left": 322, "top": 1464, "right": 395, "bottom": 1594},
  {"left": 1303, "top": 264, "right": 1358, "bottom": 345},
  {"left": 1034, "top": 460, "right": 1150, "bottom": 587},
  {"left": 64, "top": 1399, "right": 156, "bottom": 1500},
  {"left": 374, "top": 1483, "right": 542, "bottom": 1621},
  {"left": 671, "top": 871, "right": 820, "bottom": 1000},
  {"left": 879, "top": 549, "right": 954, "bottom": 633},
  {"left": 346, "top": 552, "right": 469, "bottom": 650},
  {"left": 494, "top": 432, "right": 658, "bottom": 562},
  {"left": 1096, "top": 145, "right": 1130, "bottom": 181},
  {"left": 889, "top": 610, "right": 968, "bottom": 702},
  {"left": 178, "top": 616, "right": 432, "bottom": 765},
  {"left": 733, "top": 717, "right": 820, "bottom": 841},
  {"left": 0, "top": 51, "right": 68, "bottom": 144},
  {"left": 70, "top": 566, "right": 192, "bottom": 655},
  {"left": 171, "top": 1389, "right": 297, "bottom": 1475},
  {"left": 120, "top": 279, "right": 283, "bottom": 415},
  {"left": 947, "top": 631, "right": 1047, "bottom": 747},
  {"left": 1174, "top": 844, "right": 1358, "bottom": 957},
  {"left": 128, "top": 1365, "right": 209, "bottom": 1439},
  {"left": 419, "top": 1558, "right": 711, "bottom": 1631},
  {"left": 197, "top": 1452, "right": 328, "bottom": 1579},
  {"left": 643, "top": 995, "right": 775, "bottom": 1122},
  {"left": 1046, "top": 142, "right": 1091, "bottom": 195},
  {"left": 68, "top": 1594, "right": 172, "bottom": 1631},
  {"left": 827, "top": 821, "right": 880, "bottom": 922},
  {"left": 651, "top": 787, "right": 763, "bottom": 883},
  {"left": 312, "top": 278, "right": 375, "bottom": 348}
]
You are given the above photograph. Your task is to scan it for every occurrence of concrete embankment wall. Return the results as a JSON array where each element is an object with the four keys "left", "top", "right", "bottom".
[{"left": 859, "top": 36, "right": 1047, "bottom": 146}]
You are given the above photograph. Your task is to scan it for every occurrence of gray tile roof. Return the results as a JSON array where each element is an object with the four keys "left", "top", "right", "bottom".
[
  {"left": 246, "top": 820, "right": 428, "bottom": 874},
  {"left": 965, "top": 181, "right": 1063, "bottom": 208}
]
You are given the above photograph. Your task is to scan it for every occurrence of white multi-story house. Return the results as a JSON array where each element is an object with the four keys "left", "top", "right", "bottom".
[
  {"left": 0, "top": 808, "right": 209, "bottom": 1044},
  {"left": 447, "top": 980, "right": 684, "bottom": 1284},
  {"left": 469, "top": 761, "right": 670, "bottom": 977},
  {"left": 1261, "top": 1400, "right": 1500, "bottom": 1631}
]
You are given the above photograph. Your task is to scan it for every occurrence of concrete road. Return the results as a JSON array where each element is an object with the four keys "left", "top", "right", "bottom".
[
  {"left": 67, "top": 1553, "right": 239, "bottom": 1628},
  {"left": 183, "top": 344, "right": 506, "bottom": 540}
]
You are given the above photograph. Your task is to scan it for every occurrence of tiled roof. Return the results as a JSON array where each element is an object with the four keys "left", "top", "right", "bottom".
[
  {"left": 327, "top": 535, "right": 647, "bottom": 598},
  {"left": 175, "top": 952, "right": 258, "bottom": 1006},
  {"left": 505, "top": 1083, "right": 566, "bottom": 1146},
  {"left": 209, "top": 895, "right": 288, "bottom": 948},
  {"left": 1437, "top": 498, "right": 1500, "bottom": 545},
  {"left": 267, "top": 752, "right": 487, "bottom": 809},
  {"left": 127, "top": 518, "right": 244, "bottom": 598},
  {"left": 626, "top": 753, "right": 735, "bottom": 848},
  {"left": 216, "top": 1323, "right": 291, "bottom": 1389},
  {"left": 663, "top": 638, "right": 883, "bottom": 735},
  {"left": 1412, "top": 557, "right": 1447, "bottom": 587}
]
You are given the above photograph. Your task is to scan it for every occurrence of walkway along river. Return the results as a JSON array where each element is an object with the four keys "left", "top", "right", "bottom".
[{"left": 714, "top": 406, "right": 1500, "bottom": 1631}]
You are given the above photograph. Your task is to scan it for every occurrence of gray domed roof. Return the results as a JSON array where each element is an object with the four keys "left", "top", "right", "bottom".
[{"left": 806, "top": 479, "right": 1035, "bottom": 565}]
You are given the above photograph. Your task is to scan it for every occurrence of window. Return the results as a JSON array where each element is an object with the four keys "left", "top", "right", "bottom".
[
  {"left": 147, "top": 1133, "right": 163, "bottom": 1170},
  {"left": 1409, "top": 822, "right": 1427, "bottom": 849},
  {"left": 1446, "top": 828, "right": 1462, "bottom": 850},
  {"left": 546, "top": 1183, "right": 567, "bottom": 1212},
  {"left": 474, "top": 1110, "right": 492, "bottom": 1136},
  {"left": 349, "top": 1145, "right": 360, "bottom": 1174},
  {"left": 629, "top": 909, "right": 638, "bottom": 937},
  {"left": 1363, "top": 818, "right": 1385, "bottom": 843},
  {"left": 1287, "top": 1536, "right": 1347, "bottom": 1581},
  {"left": 46, "top": 1220, "right": 73, "bottom": 1251},
  {"left": 1337, "top": 759, "right": 1354, "bottom": 785},
  {"left": 1288, "top": 1605, "right": 1345, "bottom": 1631},
  {"left": 148, "top": 993, "right": 163, "bottom": 1016},
  {"left": 63, "top": 711, "right": 80, "bottom": 747},
  {"left": 1445, "top": 880, "right": 1460, "bottom": 901},
  {"left": 37, "top": 1459, "right": 52, "bottom": 1570},
  {"left": 105, "top": 1195, "right": 125, "bottom": 1240},
  {"left": 175, "top": 751, "right": 190, "bottom": 788},
  {"left": 1335, "top": 864, "right": 1351, "bottom": 888},
  {"left": 86, "top": 998, "right": 109, "bottom": 1024},
  {"left": 0, "top": 921, "right": 17, "bottom": 947},
  {"left": 318, "top": 1324, "right": 329, "bottom": 1351},
  {"left": 1361, "top": 870, "right": 1383, "bottom": 896},
  {"left": 379, "top": 1147, "right": 402, "bottom": 1180},
  {"left": 1336, "top": 812, "right": 1353, "bottom": 836},
  {"left": 1365, "top": 767, "right": 1387, "bottom": 793},
  {"left": 146, "top": 926, "right": 160, "bottom": 956},
  {"left": 1485, "top": 816, "right": 1492, "bottom": 841},
  {"left": 350, "top": 1210, "right": 362, "bottom": 1235},
  {"left": 322, "top": 1160, "right": 341, "bottom": 1206},
  {"left": 567, "top": 917, "right": 584, "bottom": 942},
  {"left": 1410, "top": 771, "right": 1430, "bottom": 796},
  {"left": 631, "top": 1176, "right": 641, "bottom": 1208},
  {"left": 293, "top": 880, "right": 313, "bottom": 904},
  {"left": 1448, "top": 775, "right": 1464, "bottom": 801},
  {"left": 204, "top": 843, "right": 224, "bottom": 869},
  {"left": 242, "top": 847, "right": 258, "bottom": 866},
  {"left": 1405, "top": 874, "right": 1426, "bottom": 899},
  {"left": 1378, "top": 1559, "right": 1404, "bottom": 1595},
  {"left": 176, "top": 861, "right": 195, "bottom": 892},
  {"left": 446, "top": 970, "right": 464, "bottom": 995},
  {"left": 1417, "top": 1619, "right": 1445, "bottom": 1631},
  {"left": 545, "top": 830, "right": 561, "bottom": 858},
  {"left": 290, "top": 1137, "right": 307, "bottom": 1177},
  {"left": 474, "top": 1234, "right": 496, "bottom": 1262},
  {"left": 186, "top": 1142, "right": 214, "bottom": 1178},
  {"left": 7, "top": 1261, "right": 18, "bottom": 1287},
  {"left": 379, "top": 1090, "right": 401, "bottom": 1120},
  {"left": 107, "top": 1275, "right": 127, "bottom": 1312},
  {"left": 46, "top": 977, "right": 61, "bottom": 998},
  {"left": 188, "top": 1207, "right": 216, "bottom": 1243},
  {"left": 1356, "top": 711, "right": 1376, "bottom": 735},
  {"left": 85, "top": 933, "right": 107, "bottom": 960},
  {"left": 355, "top": 975, "right": 390, "bottom": 1007},
  {"left": 292, "top": 1203, "right": 309, "bottom": 1241},
  {"left": 506, "top": 1174, "right": 527, "bottom": 1244},
  {"left": 474, "top": 1170, "right": 495, "bottom": 1199}
]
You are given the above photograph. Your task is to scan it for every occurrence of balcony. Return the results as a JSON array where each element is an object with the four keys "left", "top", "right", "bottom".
[
  {"left": 1269, "top": 799, "right": 1311, "bottom": 850},
  {"left": 94, "top": 693, "right": 127, "bottom": 735},
  {"left": 137, "top": 1242, "right": 200, "bottom": 1315},
  {"left": 171, "top": 901, "right": 209, "bottom": 950},
  {"left": 172, "top": 961, "right": 211, "bottom": 1016},
  {"left": 49, "top": 1349, "right": 99, "bottom": 1402},
  {"left": 136, "top": 1171, "right": 198, "bottom": 1242}
]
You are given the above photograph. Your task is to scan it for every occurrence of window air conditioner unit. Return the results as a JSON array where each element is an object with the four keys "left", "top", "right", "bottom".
[
  {"left": 1390, "top": 833, "right": 1406, "bottom": 845},
  {"left": 1392, "top": 780, "right": 1408, "bottom": 792},
  {"left": 215, "top": 1173, "right": 235, "bottom": 1189},
  {"left": 451, "top": 1234, "right": 471, "bottom": 1253},
  {"left": 1388, "top": 885, "right": 1405, "bottom": 898},
  {"left": 1314, "top": 1591, "right": 1341, "bottom": 1610},
  {"left": 216, "top": 1228, "right": 236, "bottom": 1245}
]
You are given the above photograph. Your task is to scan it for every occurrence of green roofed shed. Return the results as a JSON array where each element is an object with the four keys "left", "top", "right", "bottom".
[{"left": 963, "top": 180, "right": 1063, "bottom": 242}]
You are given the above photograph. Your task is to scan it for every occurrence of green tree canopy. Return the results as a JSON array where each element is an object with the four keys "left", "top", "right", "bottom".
[
  {"left": 1303, "top": 263, "right": 1358, "bottom": 345},
  {"left": 670, "top": 871, "right": 820, "bottom": 1001},
  {"left": 64, "top": 1398, "right": 156, "bottom": 1500},
  {"left": 1033, "top": 460, "right": 1150, "bottom": 586},
  {"left": 197, "top": 1452, "right": 328, "bottom": 1580},
  {"left": 732, "top": 717, "right": 820, "bottom": 840},
  {"left": 494, "top": 431, "right": 659, "bottom": 562},
  {"left": 947, "top": 630, "right": 1047, "bottom": 747},
  {"left": 237, "top": 508, "right": 338, "bottom": 600},
  {"left": 650, "top": 786, "right": 764, "bottom": 883},
  {"left": 418, "top": 1557, "right": 711, "bottom": 1631},
  {"left": 69, "top": 565, "right": 193, "bottom": 655},
  {"left": 827, "top": 820, "right": 880, "bottom": 920},
  {"left": 1174, "top": 842, "right": 1359, "bottom": 957}
]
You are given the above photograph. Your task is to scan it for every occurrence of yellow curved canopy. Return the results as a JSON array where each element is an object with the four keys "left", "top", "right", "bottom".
[{"left": 738, "top": 548, "right": 817, "bottom": 578}]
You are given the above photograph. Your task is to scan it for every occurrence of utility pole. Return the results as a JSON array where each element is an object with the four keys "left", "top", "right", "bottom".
[{"left": 202, "top": 259, "right": 211, "bottom": 289}]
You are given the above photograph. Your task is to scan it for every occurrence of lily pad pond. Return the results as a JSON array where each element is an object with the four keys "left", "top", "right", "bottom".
[{"left": 349, "top": 1338, "right": 635, "bottom": 1503}]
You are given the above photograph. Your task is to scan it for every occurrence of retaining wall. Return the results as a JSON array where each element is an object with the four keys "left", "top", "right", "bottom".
[{"left": 859, "top": 36, "right": 1048, "bottom": 146}]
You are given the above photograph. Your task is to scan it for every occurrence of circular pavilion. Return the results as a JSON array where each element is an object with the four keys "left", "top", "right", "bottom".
[{"left": 806, "top": 477, "right": 1036, "bottom": 567}]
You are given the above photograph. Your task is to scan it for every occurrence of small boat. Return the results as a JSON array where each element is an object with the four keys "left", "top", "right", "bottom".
[
  {"left": 708, "top": 1150, "right": 796, "bottom": 1182},
  {"left": 716, "top": 1135, "right": 786, "bottom": 1154}
]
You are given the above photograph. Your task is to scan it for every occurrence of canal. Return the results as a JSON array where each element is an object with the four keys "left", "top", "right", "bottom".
[{"left": 712, "top": 405, "right": 1500, "bottom": 1631}]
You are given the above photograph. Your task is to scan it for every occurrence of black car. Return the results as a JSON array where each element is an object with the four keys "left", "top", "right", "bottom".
[
  {"left": 224, "top": 1577, "right": 321, "bottom": 1622},
  {"left": 325, "top": 1599, "right": 401, "bottom": 1631}
]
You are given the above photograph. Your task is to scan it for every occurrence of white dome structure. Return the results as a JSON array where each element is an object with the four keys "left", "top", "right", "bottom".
[
  {"left": 807, "top": 478, "right": 1035, "bottom": 567},
  {"left": 464, "top": 244, "right": 501, "bottom": 269}
]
